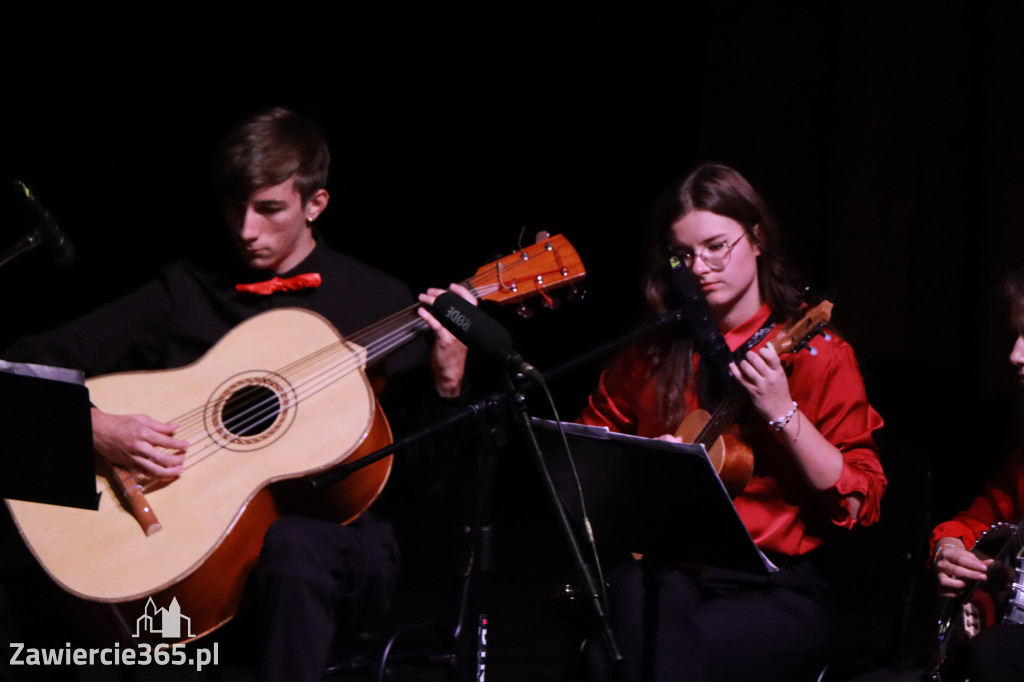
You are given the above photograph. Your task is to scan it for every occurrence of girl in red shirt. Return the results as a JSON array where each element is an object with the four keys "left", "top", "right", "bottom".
[{"left": 581, "top": 162, "right": 886, "bottom": 682}]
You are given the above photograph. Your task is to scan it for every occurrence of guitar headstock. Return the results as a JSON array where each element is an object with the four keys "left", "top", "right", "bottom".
[
  {"left": 770, "top": 300, "right": 834, "bottom": 356},
  {"left": 466, "top": 232, "right": 586, "bottom": 311}
]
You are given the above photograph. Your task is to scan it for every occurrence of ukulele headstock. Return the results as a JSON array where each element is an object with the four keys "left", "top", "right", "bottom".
[{"left": 770, "top": 300, "right": 834, "bottom": 356}]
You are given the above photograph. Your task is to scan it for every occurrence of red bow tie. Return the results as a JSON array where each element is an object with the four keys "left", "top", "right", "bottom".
[{"left": 236, "top": 273, "right": 322, "bottom": 295}]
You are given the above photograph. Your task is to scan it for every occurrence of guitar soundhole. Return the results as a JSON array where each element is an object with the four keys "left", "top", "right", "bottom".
[{"left": 221, "top": 385, "right": 280, "bottom": 437}]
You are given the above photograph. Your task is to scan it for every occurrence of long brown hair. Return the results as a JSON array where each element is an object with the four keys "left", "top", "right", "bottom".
[{"left": 634, "top": 162, "right": 804, "bottom": 428}]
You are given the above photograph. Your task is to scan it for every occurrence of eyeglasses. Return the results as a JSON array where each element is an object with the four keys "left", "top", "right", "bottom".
[{"left": 668, "top": 232, "right": 748, "bottom": 272}]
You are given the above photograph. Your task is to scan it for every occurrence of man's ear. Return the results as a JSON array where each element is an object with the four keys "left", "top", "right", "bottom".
[{"left": 305, "top": 188, "right": 330, "bottom": 223}]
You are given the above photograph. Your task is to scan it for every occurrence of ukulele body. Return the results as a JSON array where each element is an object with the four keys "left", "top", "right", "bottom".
[{"left": 675, "top": 408, "right": 754, "bottom": 497}]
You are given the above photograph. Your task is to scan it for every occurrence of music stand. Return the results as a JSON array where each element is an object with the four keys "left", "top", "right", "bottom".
[
  {"left": 534, "top": 419, "right": 775, "bottom": 576},
  {"left": 0, "top": 360, "right": 98, "bottom": 510}
]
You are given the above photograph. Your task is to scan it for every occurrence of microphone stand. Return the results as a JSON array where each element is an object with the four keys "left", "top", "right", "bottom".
[
  {"left": 0, "top": 230, "right": 43, "bottom": 270},
  {"left": 454, "top": 394, "right": 504, "bottom": 681},
  {"left": 311, "top": 380, "right": 622, "bottom": 667},
  {"left": 309, "top": 311, "right": 683, "bottom": 489},
  {"left": 310, "top": 309, "right": 693, "bottom": 669},
  {"left": 501, "top": 368, "right": 623, "bottom": 664}
]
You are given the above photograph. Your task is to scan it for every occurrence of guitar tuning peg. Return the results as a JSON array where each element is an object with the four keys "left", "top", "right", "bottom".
[
  {"left": 823, "top": 332, "right": 832, "bottom": 342},
  {"left": 516, "top": 302, "right": 535, "bottom": 319},
  {"left": 808, "top": 346, "right": 818, "bottom": 356},
  {"left": 534, "top": 230, "right": 551, "bottom": 243}
]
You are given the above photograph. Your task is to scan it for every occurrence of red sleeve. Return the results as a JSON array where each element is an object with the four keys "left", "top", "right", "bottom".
[
  {"left": 578, "top": 347, "right": 677, "bottom": 439},
  {"left": 931, "top": 449, "right": 1024, "bottom": 551},
  {"left": 786, "top": 336, "right": 887, "bottom": 529},
  {"left": 579, "top": 356, "right": 640, "bottom": 435}
]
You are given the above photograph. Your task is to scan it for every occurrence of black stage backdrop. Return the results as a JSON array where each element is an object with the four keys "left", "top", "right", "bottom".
[{"left": 2, "top": 0, "right": 1022, "bottom": 630}]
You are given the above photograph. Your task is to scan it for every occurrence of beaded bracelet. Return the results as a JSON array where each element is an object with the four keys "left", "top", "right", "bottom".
[
  {"left": 932, "top": 542, "right": 959, "bottom": 568},
  {"left": 767, "top": 402, "right": 798, "bottom": 432}
]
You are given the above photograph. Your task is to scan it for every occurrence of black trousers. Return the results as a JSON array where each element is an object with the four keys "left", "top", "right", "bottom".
[
  {"left": 585, "top": 556, "right": 834, "bottom": 682},
  {"left": 967, "top": 623, "right": 1024, "bottom": 682},
  {"left": 247, "top": 513, "right": 399, "bottom": 682}
]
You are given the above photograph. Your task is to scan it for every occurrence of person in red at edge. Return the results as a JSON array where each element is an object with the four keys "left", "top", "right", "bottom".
[
  {"left": 579, "top": 162, "right": 887, "bottom": 682},
  {"left": 930, "top": 267, "right": 1024, "bottom": 682}
]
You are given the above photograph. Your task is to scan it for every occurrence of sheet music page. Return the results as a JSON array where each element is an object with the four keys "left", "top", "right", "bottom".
[
  {"left": 0, "top": 359, "right": 84, "bottom": 385},
  {"left": 531, "top": 417, "right": 780, "bottom": 573}
]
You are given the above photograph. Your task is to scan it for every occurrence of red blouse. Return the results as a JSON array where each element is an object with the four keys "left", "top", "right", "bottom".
[
  {"left": 579, "top": 304, "right": 887, "bottom": 557},
  {"left": 931, "top": 448, "right": 1024, "bottom": 552}
]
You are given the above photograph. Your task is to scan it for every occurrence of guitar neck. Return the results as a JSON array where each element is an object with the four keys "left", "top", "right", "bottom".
[
  {"left": 694, "top": 385, "right": 748, "bottom": 448},
  {"left": 345, "top": 276, "right": 476, "bottom": 368},
  {"left": 334, "top": 233, "right": 586, "bottom": 370}
]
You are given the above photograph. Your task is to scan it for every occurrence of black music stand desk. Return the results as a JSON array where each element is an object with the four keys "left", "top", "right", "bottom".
[
  {"left": 535, "top": 419, "right": 775, "bottom": 576},
  {"left": 0, "top": 360, "right": 98, "bottom": 510}
]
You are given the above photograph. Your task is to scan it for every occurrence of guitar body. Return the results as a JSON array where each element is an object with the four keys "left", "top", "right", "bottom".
[
  {"left": 5, "top": 308, "right": 393, "bottom": 644},
  {"left": 675, "top": 409, "right": 753, "bottom": 497}
]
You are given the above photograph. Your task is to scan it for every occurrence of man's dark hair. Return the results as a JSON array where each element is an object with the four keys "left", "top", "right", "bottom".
[{"left": 213, "top": 107, "right": 330, "bottom": 204}]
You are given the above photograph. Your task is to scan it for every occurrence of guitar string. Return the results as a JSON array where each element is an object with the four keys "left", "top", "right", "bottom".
[
  {"left": 188, "top": 312, "right": 428, "bottom": 448},
  {"left": 179, "top": 323, "right": 426, "bottom": 469},
  {"left": 172, "top": 278, "right": 514, "bottom": 467},
  {"left": 175, "top": 315, "right": 424, "bottom": 446},
  {"left": 142, "top": 247, "right": 577, "bottom": 472},
  {"left": 185, "top": 248, "right": 577, "bottom": 455},
  {"left": 163, "top": 273, "right": 484, "bottom": 439},
  {"left": 168, "top": 303, "right": 430, "bottom": 437},
  {"left": 168, "top": 250, "right": 574, "bottom": 446},
  {"left": 160, "top": 312, "right": 421, "bottom": 448},
  {"left": 167, "top": 279, "right": 538, "bottom": 465},
  {"left": 173, "top": 305, "right": 441, "bottom": 458}
]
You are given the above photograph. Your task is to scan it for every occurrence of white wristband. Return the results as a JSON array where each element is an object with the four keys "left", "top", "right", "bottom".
[{"left": 767, "top": 402, "right": 798, "bottom": 432}]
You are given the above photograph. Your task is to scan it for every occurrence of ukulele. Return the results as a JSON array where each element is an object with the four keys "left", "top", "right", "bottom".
[
  {"left": 5, "top": 232, "right": 585, "bottom": 645},
  {"left": 674, "top": 300, "right": 834, "bottom": 496}
]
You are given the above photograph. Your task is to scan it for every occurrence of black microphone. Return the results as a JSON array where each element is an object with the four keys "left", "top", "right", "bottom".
[
  {"left": 432, "top": 291, "right": 542, "bottom": 379},
  {"left": 14, "top": 180, "right": 76, "bottom": 267},
  {"left": 667, "top": 255, "right": 734, "bottom": 408}
]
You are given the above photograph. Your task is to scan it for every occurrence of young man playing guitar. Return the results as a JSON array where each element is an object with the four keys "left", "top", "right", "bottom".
[
  {"left": 929, "top": 267, "right": 1024, "bottom": 682},
  {"left": 3, "top": 107, "right": 474, "bottom": 681}
]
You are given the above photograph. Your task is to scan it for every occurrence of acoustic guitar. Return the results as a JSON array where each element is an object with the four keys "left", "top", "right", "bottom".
[
  {"left": 928, "top": 520, "right": 1024, "bottom": 681},
  {"left": 674, "top": 300, "right": 833, "bottom": 496},
  {"left": 5, "top": 232, "right": 585, "bottom": 645}
]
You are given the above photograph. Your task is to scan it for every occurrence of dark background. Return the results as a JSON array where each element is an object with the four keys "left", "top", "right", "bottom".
[{"left": 2, "top": 2, "right": 1023, "bottom": 678}]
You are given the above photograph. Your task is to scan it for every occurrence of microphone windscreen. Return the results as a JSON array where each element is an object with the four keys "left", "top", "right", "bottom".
[{"left": 432, "top": 291, "right": 514, "bottom": 364}]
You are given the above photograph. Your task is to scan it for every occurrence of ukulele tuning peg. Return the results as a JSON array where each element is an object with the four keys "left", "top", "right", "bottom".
[
  {"left": 534, "top": 230, "right": 551, "bottom": 243},
  {"left": 808, "top": 346, "right": 818, "bottom": 356},
  {"left": 516, "top": 302, "right": 535, "bottom": 319},
  {"left": 823, "top": 332, "right": 832, "bottom": 342},
  {"left": 566, "top": 285, "right": 586, "bottom": 303}
]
